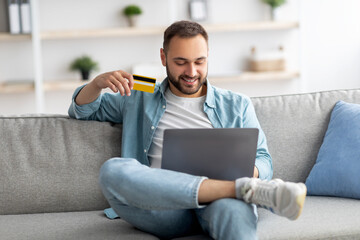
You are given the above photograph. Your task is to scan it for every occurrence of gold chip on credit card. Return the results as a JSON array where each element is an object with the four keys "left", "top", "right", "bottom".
[{"left": 132, "top": 74, "right": 156, "bottom": 93}]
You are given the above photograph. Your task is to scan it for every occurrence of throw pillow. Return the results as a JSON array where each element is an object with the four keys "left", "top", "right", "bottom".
[{"left": 305, "top": 101, "right": 360, "bottom": 199}]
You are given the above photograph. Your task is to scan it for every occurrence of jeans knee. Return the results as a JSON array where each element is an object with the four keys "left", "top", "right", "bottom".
[
  {"left": 211, "top": 199, "right": 257, "bottom": 222},
  {"left": 198, "top": 199, "right": 258, "bottom": 240},
  {"left": 99, "top": 157, "right": 139, "bottom": 190}
]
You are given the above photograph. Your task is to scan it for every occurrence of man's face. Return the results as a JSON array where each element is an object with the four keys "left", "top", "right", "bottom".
[{"left": 161, "top": 35, "right": 208, "bottom": 98}]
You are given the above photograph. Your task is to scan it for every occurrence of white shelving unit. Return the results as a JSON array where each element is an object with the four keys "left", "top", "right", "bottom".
[
  {"left": 39, "top": 21, "right": 298, "bottom": 40},
  {"left": 0, "top": 0, "right": 300, "bottom": 113}
]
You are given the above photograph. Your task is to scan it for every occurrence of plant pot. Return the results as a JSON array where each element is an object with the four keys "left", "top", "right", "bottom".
[
  {"left": 127, "top": 15, "right": 139, "bottom": 27},
  {"left": 81, "top": 70, "right": 90, "bottom": 80}
]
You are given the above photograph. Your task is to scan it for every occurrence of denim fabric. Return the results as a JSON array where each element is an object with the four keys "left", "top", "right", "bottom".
[
  {"left": 68, "top": 79, "right": 273, "bottom": 180},
  {"left": 99, "top": 158, "right": 258, "bottom": 240}
]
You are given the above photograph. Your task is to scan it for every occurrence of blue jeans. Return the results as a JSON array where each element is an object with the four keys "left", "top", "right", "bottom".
[{"left": 99, "top": 158, "right": 258, "bottom": 240}]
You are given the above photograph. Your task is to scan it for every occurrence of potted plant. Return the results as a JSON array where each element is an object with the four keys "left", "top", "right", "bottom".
[
  {"left": 261, "top": 0, "right": 286, "bottom": 21},
  {"left": 123, "top": 5, "right": 142, "bottom": 27},
  {"left": 70, "top": 55, "right": 99, "bottom": 80}
]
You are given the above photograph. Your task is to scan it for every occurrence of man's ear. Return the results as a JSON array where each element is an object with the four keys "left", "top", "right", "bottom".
[{"left": 160, "top": 48, "right": 166, "bottom": 66}]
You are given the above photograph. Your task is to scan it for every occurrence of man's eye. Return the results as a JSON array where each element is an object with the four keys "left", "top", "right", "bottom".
[
  {"left": 195, "top": 61, "right": 204, "bottom": 65},
  {"left": 175, "top": 62, "right": 186, "bottom": 65}
]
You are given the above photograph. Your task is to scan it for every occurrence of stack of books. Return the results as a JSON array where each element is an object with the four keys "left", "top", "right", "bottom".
[{"left": 0, "top": 0, "right": 32, "bottom": 34}]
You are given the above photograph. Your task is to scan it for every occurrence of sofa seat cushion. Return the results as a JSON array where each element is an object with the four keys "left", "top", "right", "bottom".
[
  {"left": 0, "top": 211, "right": 158, "bottom": 240},
  {"left": 257, "top": 196, "right": 360, "bottom": 239},
  {"left": 1, "top": 197, "right": 360, "bottom": 240}
]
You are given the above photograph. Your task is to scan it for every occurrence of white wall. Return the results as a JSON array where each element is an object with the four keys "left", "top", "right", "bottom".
[
  {"left": 1, "top": 0, "right": 359, "bottom": 115},
  {"left": 300, "top": 0, "right": 360, "bottom": 93}
]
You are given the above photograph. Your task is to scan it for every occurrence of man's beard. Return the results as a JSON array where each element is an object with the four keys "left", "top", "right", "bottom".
[{"left": 166, "top": 65, "right": 207, "bottom": 96}]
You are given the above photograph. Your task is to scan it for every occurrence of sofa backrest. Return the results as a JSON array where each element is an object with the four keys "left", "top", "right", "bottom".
[
  {"left": 252, "top": 88, "right": 360, "bottom": 182},
  {"left": 0, "top": 115, "right": 122, "bottom": 215},
  {"left": 1, "top": 89, "right": 360, "bottom": 215}
]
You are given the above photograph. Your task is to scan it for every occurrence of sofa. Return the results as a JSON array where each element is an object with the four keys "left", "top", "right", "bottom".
[{"left": 1, "top": 88, "right": 360, "bottom": 240}]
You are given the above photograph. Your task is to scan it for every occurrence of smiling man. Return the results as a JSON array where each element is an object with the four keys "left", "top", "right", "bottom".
[{"left": 69, "top": 21, "right": 306, "bottom": 240}]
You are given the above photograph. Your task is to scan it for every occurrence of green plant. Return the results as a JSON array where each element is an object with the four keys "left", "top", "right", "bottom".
[
  {"left": 262, "top": 0, "right": 286, "bottom": 8},
  {"left": 70, "top": 55, "right": 99, "bottom": 72},
  {"left": 123, "top": 5, "right": 142, "bottom": 16}
]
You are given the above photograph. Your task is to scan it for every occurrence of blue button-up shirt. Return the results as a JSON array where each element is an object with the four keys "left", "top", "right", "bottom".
[{"left": 68, "top": 79, "right": 273, "bottom": 180}]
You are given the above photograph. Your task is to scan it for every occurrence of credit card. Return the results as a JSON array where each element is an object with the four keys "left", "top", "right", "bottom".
[{"left": 132, "top": 74, "right": 156, "bottom": 93}]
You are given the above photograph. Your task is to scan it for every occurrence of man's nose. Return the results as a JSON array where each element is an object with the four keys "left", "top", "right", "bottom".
[{"left": 185, "top": 63, "right": 197, "bottom": 77}]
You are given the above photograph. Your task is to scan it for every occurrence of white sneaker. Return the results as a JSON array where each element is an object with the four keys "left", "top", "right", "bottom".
[{"left": 236, "top": 178, "right": 307, "bottom": 220}]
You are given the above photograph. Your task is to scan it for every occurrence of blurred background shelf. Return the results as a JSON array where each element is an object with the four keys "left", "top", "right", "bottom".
[
  {"left": 43, "top": 80, "right": 88, "bottom": 91},
  {"left": 211, "top": 70, "right": 300, "bottom": 82},
  {"left": 0, "top": 70, "right": 299, "bottom": 93},
  {"left": 0, "top": 82, "right": 34, "bottom": 93},
  {"left": 205, "top": 21, "right": 299, "bottom": 33},
  {"left": 0, "top": 33, "right": 31, "bottom": 41},
  {"left": 1, "top": 21, "right": 299, "bottom": 41},
  {"left": 40, "top": 21, "right": 299, "bottom": 40}
]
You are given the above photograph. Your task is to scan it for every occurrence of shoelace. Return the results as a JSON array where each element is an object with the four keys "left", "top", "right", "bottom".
[{"left": 248, "top": 182, "right": 277, "bottom": 209}]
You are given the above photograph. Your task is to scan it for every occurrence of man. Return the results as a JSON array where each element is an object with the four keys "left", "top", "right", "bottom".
[{"left": 69, "top": 21, "right": 306, "bottom": 240}]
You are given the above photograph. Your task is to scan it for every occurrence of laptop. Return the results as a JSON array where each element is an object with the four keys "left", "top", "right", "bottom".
[{"left": 161, "top": 128, "right": 259, "bottom": 181}]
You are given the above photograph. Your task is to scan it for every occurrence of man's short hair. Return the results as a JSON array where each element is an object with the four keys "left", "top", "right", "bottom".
[{"left": 163, "top": 20, "right": 208, "bottom": 54}]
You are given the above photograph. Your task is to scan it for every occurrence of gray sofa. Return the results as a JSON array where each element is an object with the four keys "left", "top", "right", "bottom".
[{"left": 1, "top": 88, "right": 360, "bottom": 240}]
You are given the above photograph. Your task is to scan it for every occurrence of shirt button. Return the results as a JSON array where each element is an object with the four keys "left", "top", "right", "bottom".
[
  {"left": 151, "top": 126, "right": 155, "bottom": 130},
  {"left": 162, "top": 105, "right": 166, "bottom": 108},
  {"left": 144, "top": 149, "right": 147, "bottom": 153}
]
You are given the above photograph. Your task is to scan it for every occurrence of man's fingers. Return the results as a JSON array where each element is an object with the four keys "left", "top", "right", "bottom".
[
  {"left": 93, "top": 70, "right": 133, "bottom": 96},
  {"left": 109, "top": 75, "right": 126, "bottom": 95},
  {"left": 114, "top": 71, "right": 131, "bottom": 96},
  {"left": 108, "top": 81, "right": 118, "bottom": 93},
  {"left": 119, "top": 70, "right": 134, "bottom": 90}
]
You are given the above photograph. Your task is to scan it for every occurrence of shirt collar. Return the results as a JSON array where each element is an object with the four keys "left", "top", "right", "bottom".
[
  {"left": 159, "top": 78, "right": 169, "bottom": 96},
  {"left": 204, "top": 79, "right": 216, "bottom": 109}
]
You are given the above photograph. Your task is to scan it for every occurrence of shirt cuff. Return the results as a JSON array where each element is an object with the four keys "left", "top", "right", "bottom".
[
  {"left": 104, "top": 208, "right": 119, "bottom": 219},
  {"left": 70, "top": 84, "right": 102, "bottom": 118},
  {"left": 255, "top": 158, "right": 272, "bottom": 180}
]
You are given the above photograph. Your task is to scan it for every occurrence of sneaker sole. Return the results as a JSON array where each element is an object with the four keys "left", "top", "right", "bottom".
[{"left": 293, "top": 184, "right": 307, "bottom": 220}]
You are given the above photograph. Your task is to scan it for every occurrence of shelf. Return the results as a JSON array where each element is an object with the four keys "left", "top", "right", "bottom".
[
  {"left": 0, "top": 80, "right": 87, "bottom": 93},
  {"left": 210, "top": 70, "right": 300, "bottom": 82},
  {"left": 43, "top": 80, "right": 88, "bottom": 91},
  {"left": 0, "top": 71, "right": 299, "bottom": 93},
  {"left": 205, "top": 21, "right": 299, "bottom": 33},
  {"left": 40, "top": 21, "right": 299, "bottom": 40},
  {"left": 0, "top": 82, "right": 34, "bottom": 93},
  {"left": 0, "top": 33, "right": 31, "bottom": 41},
  {"left": 40, "top": 26, "right": 165, "bottom": 40},
  {"left": 3, "top": 21, "right": 298, "bottom": 41}
]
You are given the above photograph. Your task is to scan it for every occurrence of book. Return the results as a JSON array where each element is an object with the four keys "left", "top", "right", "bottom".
[
  {"left": 8, "top": 0, "right": 21, "bottom": 34},
  {"left": 20, "top": 0, "right": 31, "bottom": 33},
  {"left": 0, "top": 0, "right": 9, "bottom": 32}
]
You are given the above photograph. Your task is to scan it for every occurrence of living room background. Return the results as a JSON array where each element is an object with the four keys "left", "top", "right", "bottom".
[{"left": 0, "top": 0, "right": 359, "bottom": 114}]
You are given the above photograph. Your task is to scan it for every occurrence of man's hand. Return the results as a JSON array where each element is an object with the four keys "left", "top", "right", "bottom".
[
  {"left": 92, "top": 70, "right": 134, "bottom": 96},
  {"left": 75, "top": 70, "right": 134, "bottom": 105}
]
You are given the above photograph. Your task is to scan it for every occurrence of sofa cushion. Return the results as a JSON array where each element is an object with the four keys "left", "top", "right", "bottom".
[
  {"left": 0, "top": 211, "right": 158, "bottom": 240},
  {"left": 0, "top": 115, "right": 122, "bottom": 214},
  {"left": 257, "top": 196, "right": 360, "bottom": 239},
  {"left": 1, "top": 198, "right": 360, "bottom": 240},
  {"left": 305, "top": 101, "right": 360, "bottom": 199}
]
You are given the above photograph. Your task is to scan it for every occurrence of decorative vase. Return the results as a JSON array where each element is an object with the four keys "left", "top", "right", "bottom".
[
  {"left": 270, "top": 7, "right": 279, "bottom": 21},
  {"left": 127, "top": 15, "right": 139, "bottom": 27}
]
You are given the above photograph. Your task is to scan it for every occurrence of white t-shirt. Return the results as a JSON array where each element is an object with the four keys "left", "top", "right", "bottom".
[{"left": 148, "top": 88, "right": 213, "bottom": 168}]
